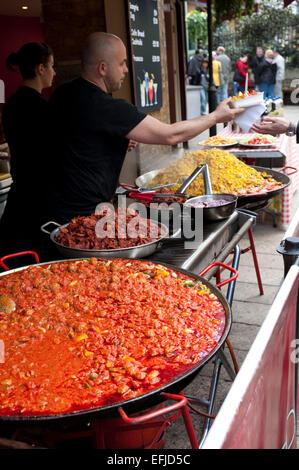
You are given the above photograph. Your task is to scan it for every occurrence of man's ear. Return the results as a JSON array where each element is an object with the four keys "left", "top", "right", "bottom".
[
  {"left": 97, "top": 60, "right": 107, "bottom": 77},
  {"left": 35, "top": 63, "right": 44, "bottom": 77}
]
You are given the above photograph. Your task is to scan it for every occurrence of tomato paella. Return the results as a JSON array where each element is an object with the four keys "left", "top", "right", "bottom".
[{"left": 0, "top": 258, "right": 226, "bottom": 417}]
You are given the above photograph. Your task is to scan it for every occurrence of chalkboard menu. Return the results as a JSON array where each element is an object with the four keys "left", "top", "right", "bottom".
[{"left": 128, "top": 0, "right": 163, "bottom": 111}]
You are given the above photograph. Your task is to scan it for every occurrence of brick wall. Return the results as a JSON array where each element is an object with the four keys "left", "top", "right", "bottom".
[{"left": 42, "top": 0, "right": 106, "bottom": 62}]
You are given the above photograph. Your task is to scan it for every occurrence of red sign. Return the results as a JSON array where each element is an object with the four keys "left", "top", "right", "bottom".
[{"left": 202, "top": 265, "right": 299, "bottom": 449}]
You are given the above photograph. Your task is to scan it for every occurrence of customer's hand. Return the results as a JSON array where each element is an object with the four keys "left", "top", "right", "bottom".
[
  {"left": 251, "top": 116, "right": 289, "bottom": 136},
  {"left": 213, "top": 98, "right": 245, "bottom": 123}
]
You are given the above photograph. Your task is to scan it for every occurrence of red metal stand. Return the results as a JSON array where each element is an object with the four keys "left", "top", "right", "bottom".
[
  {"left": 217, "top": 228, "right": 264, "bottom": 295},
  {"left": 244, "top": 227, "right": 264, "bottom": 295},
  {"left": 10, "top": 393, "right": 199, "bottom": 449}
]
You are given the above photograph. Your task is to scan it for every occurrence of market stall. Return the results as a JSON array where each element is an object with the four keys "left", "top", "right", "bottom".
[{"left": 0, "top": 144, "right": 293, "bottom": 449}]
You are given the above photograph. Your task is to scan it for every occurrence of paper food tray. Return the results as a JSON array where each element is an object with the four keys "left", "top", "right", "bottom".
[{"left": 231, "top": 92, "right": 264, "bottom": 108}]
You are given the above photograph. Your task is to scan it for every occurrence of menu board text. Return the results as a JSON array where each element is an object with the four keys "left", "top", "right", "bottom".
[{"left": 128, "top": 0, "right": 163, "bottom": 111}]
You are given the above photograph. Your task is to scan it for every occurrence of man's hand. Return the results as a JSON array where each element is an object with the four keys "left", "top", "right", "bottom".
[
  {"left": 127, "top": 139, "right": 138, "bottom": 152},
  {"left": 251, "top": 117, "right": 289, "bottom": 136},
  {"left": 212, "top": 98, "right": 245, "bottom": 124}
]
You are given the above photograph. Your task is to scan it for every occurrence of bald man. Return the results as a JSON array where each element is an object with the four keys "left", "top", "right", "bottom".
[{"left": 49, "top": 32, "right": 243, "bottom": 223}]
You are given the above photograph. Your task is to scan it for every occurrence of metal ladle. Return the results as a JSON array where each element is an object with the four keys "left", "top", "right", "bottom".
[
  {"left": 177, "top": 164, "right": 213, "bottom": 195},
  {"left": 184, "top": 164, "right": 238, "bottom": 221}
]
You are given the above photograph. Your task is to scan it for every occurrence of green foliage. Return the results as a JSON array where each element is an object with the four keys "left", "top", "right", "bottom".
[
  {"left": 186, "top": 10, "right": 208, "bottom": 50},
  {"left": 214, "top": 0, "right": 255, "bottom": 26},
  {"left": 214, "top": 4, "right": 299, "bottom": 68}
]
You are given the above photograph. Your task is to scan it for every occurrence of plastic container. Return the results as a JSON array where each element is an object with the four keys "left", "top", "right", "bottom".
[
  {"left": 272, "top": 97, "right": 283, "bottom": 111},
  {"left": 231, "top": 92, "right": 264, "bottom": 108},
  {"left": 264, "top": 98, "right": 272, "bottom": 114}
]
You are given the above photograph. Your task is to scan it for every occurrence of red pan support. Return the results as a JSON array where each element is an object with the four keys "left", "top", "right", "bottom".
[
  {"left": 280, "top": 166, "right": 297, "bottom": 176},
  {"left": 0, "top": 251, "right": 40, "bottom": 271},
  {"left": 199, "top": 262, "right": 238, "bottom": 288},
  {"left": 118, "top": 392, "right": 199, "bottom": 449}
]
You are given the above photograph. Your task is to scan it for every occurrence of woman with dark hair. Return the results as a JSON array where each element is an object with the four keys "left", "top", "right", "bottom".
[{"left": 0, "top": 42, "right": 56, "bottom": 264}]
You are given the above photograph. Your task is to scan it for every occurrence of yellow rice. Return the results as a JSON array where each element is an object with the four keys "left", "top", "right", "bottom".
[{"left": 147, "top": 148, "right": 271, "bottom": 196}]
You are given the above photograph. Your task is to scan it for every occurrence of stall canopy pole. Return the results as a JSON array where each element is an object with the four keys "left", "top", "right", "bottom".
[{"left": 207, "top": 0, "right": 217, "bottom": 136}]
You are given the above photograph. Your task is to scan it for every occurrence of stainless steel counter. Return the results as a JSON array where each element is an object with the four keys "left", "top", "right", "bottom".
[{"left": 148, "top": 210, "right": 255, "bottom": 277}]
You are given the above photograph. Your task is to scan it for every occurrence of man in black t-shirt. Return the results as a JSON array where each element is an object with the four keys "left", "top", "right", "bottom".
[
  {"left": 50, "top": 76, "right": 146, "bottom": 222},
  {"left": 49, "top": 32, "right": 244, "bottom": 223}
]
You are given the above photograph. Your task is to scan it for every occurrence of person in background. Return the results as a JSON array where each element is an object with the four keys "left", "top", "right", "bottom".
[
  {"left": 251, "top": 46, "right": 264, "bottom": 90},
  {"left": 216, "top": 46, "right": 231, "bottom": 101},
  {"left": 48, "top": 32, "right": 244, "bottom": 224},
  {"left": 0, "top": 42, "right": 56, "bottom": 262},
  {"left": 255, "top": 49, "right": 277, "bottom": 99},
  {"left": 212, "top": 51, "right": 223, "bottom": 105},
  {"left": 251, "top": 116, "right": 298, "bottom": 143},
  {"left": 234, "top": 54, "right": 251, "bottom": 93},
  {"left": 199, "top": 59, "right": 209, "bottom": 115},
  {"left": 273, "top": 48, "right": 285, "bottom": 99},
  {"left": 187, "top": 49, "right": 202, "bottom": 85}
]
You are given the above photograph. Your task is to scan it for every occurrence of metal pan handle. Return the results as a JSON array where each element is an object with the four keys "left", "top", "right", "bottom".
[
  {"left": 280, "top": 166, "right": 297, "bottom": 176},
  {"left": 0, "top": 251, "right": 40, "bottom": 271},
  {"left": 118, "top": 392, "right": 187, "bottom": 424},
  {"left": 119, "top": 183, "right": 137, "bottom": 191},
  {"left": 40, "top": 221, "right": 61, "bottom": 235},
  {"left": 199, "top": 262, "right": 238, "bottom": 288}
]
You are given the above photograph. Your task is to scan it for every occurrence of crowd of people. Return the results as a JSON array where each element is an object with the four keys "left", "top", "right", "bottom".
[
  {"left": 187, "top": 46, "right": 232, "bottom": 113},
  {"left": 188, "top": 44, "right": 286, "bottom": 113}
]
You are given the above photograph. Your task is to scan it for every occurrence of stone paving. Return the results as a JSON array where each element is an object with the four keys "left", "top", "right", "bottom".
[{"left": 161, "top": 106, "right": 299, "bottom": 449}]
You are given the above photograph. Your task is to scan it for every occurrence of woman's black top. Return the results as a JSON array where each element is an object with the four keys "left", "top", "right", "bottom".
[
  {"left": 255, "top": 59, "right": 277, "bottom": 84},
  {"left": 0, "top": 86, "right": 53, "bottom": 261}
]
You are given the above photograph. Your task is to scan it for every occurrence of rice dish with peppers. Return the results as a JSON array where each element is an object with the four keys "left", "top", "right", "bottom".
[{"left": 147, "top": 148, "right": 282, "bottom": 196}]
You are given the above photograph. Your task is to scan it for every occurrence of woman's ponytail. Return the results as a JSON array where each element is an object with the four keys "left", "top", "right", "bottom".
[{"left": 6, "top": 52, "right": 19, "bottom": 72}]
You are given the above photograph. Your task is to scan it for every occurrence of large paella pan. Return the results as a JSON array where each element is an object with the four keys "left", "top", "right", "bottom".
[
  {"left": 135, "top": 166, "right": 295, "bottom": 208},
  {"left": 0, "top": 254, "right": 236, "bottom": 424}
]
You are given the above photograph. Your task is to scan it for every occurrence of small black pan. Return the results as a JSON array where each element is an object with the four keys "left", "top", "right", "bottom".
[{"left": 184, "top": 194, "right": 238, "bottom": 222}]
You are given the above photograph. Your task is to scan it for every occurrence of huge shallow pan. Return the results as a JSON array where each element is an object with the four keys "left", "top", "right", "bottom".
[
  {"left": 135, "top": 166, "right": 296, "bottom": 208},
  {"left": 236, "top": 166, "right": 296, "bottom": 207},
  {"left": 41, "top": 220, "right": 170, "bottom": 260},
  {"left": 0, "top": 253, "right": 235, "bottom": 425}
]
